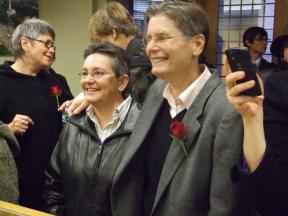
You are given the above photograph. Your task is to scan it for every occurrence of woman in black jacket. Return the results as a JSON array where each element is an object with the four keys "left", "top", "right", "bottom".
[
  {"left": 0, "top": 18, "right": 73, "bottom": 209},
  {"left": 44, "top": 43, "right": 141, "bottom": 216}
]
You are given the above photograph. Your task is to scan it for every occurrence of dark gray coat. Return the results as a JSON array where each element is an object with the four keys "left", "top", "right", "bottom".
[
  {"left": 0, "top": 121, "right": 19, "bottom": 203},
  {"left": 112, "top": 73, "right": 244, "bottom": 216}
]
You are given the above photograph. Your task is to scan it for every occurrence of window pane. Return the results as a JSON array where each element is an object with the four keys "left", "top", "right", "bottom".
[
  {"left": 242, "top": 0, "right": 253, "bottom": 4},
  {"left": 231, "top": 0, "right": 241, "bottom": 4},
  {"left": 253, "top": 4, "right": 264, "bottom": 16},
  {"left": 253, "top": 0, "right": 263, "bottom": 4},
  {"left": 216, "top": 0, "right": 275, "bottom": 69},
  {"left": 265, "top": 4, "right": 275, "bottom": 16},
  {"left": 264, "top": 17, "right": 274, "bottom": 28},
  {"left": 266, "top": 29, "right": 273, "bottom": 41}
]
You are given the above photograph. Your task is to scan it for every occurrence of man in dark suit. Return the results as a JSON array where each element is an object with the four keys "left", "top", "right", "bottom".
[
  {"left": 111, "top": 1, "right": 244, "bottom": 216},
  {"left": 243, "top": 27, "right": 274, "bottom": 74}
]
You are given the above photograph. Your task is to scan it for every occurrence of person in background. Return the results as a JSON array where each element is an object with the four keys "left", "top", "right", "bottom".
[
  {"left": 243, "top": 26, "right": 274, "bottom": 75},
  {"left": 88, "top": 1, "right": 154, "bottom": 105},
  {"left": 270, "top": 34, "right": 288, "bottom": 69},
  {"left": 225, "top": 50, "right": 288, "bottom": 215},
  {"left": 0, "top": 18, "right": 73, "bottom": 209},
  {"left": 0, "top": 121, "right": 19, "bottom": 203},
  {"left": 44, "top": 43, "right": 141, "bottom": 216},
  {"left": 111, "top": 1, "right": 244, "bottom": 216}
]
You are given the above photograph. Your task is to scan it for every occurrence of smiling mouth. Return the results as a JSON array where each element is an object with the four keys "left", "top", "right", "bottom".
[
  {"left": 85, "top": 88, "right": 99, "bottom": 93},
  {"left": 151, "top": 57, "right": 167, "bottom": 64}
]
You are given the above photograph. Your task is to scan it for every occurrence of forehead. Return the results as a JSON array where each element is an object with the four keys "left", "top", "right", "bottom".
[
  {"left": 254, "top": 34, "right": 267, "bottom": 40},
  {"left": 36, "top": 33, "right": 54, "bottom": 40},
  {"left": 83, "top": 53, "right": 114, "bottom": 70},
  {"left": 146, "top": 15, "right": 180, "bottom": 35}
]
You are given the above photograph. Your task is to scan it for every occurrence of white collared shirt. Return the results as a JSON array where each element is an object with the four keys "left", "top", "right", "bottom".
[
  {"left": 86, "top": 96, "right": 132, "bottom": 142},
  {"left": 255, "top": 57, "right": 261, "bottom": 68},
  {"left": 163, "top": 66, "right": 212, "bottom": 118}
]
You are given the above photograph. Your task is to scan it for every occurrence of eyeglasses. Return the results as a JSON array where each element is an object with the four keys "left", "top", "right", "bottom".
[
  {"left": 78, "top": 70, "right": 114, "bottom": 79},
  {"left": 144, "top": 33, "right": 191, "bottom": 47},
  {"left": 26, "top": 37, "right": 56, "bottom": 49}
]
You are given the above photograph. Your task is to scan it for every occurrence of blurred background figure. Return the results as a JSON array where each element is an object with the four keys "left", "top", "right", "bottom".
[
  {"left": 0, "top": 121, "right": 19, "bottom": 203},
  {"left": 270, "top": 34, "right": 288, "bottom": 69},
  {"left": 0, "top": 18, "right": 73, "bottom": 209},
  {"left": 89, "top": 1, "right": 154, "bottom": 105},
  {"left": 44, "top": 43, "right": 141, "bottom": 216},
  {"left": 243, "top": 27, "right": 274, "bottom": 73}
]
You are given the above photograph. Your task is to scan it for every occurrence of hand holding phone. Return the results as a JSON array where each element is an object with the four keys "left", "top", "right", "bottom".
[{"left": 225, "top": 48, "right": 262, "bottom": 96}]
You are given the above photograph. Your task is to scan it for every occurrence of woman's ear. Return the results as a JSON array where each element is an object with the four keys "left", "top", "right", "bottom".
[
  {"left": 190, "top": 34, "right": 206, "bottom": 57},
  {"left": 112, "top": 28, "right": 119, "bottom": 41},
  {"left": 118, "top": 74, "right": 129, "bottom": 92},
  {"left": 19, "top": 36, "right": 30, "bottom": 51}
]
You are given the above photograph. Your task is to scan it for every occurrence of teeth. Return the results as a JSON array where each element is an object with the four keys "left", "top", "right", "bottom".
[
  {"left": 86, "top": 88, "right": 97, "bottom": 92},
  {"left": 152, "top": 59, "right": 164, "bottom": 64}
]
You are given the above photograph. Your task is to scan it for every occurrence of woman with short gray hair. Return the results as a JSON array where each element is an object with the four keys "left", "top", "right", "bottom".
[{"left": 0, "top": 18, "right": 73, "bottom": 209}]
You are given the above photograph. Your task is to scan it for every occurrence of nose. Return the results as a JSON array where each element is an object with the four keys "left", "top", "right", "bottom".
[{"left": 145, "top": 40, "right": 160, "bottom": 57}]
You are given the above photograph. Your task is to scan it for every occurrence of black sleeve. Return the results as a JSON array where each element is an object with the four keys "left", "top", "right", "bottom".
[
  {"left": 43, "top": 127, "right": 68, "bottom": 216},
  {"left": 243, "top": 71, "right": 288, "bottom": 214}
]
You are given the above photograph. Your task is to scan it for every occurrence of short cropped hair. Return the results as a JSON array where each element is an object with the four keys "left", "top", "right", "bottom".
[
  {"left": 88, "top": 1, "right": 138, "bottom": 39},
  {"left": 145, "top": 1, "right": 209, "bottom": 45},
  {"left": 84, "top": 42, "right": 129, "bottom": 78},
  {"left": 11, "top": 18, "right": 55, "bottom": 58},
  {"left": 243, "top": 26, "right": 268, "bottom": 47},
  {"left": 84, "top": 42, "right": 129, "bottom": 96}
]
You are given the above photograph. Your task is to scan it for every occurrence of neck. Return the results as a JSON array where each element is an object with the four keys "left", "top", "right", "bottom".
[
  {"left": 249, "top": 50, "right": 261, "bottom": 62},
  {"left": 116, "top": 35, "right": 135, "bottom": 50},
  {"left": 11, "top": 58, "right": 41, "bottom": 76},
  {"left": 168, "top": 64, "right": 203, "bottom": 97},
  {"left": 92, "top": 96, "right": 124, "bottom": 129}
]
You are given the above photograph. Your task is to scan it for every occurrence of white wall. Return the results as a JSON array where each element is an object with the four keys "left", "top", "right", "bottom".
[{"left": 39, "top": 0, "right": 93, "bottom": 95}]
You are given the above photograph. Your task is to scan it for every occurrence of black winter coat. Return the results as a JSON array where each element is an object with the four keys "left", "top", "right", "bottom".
[
  {"left": 44, "top": 102, "right": 141, "bottom": 216},
  {"left": 0, "top": 62, "right": 73, "bottom": 209}
]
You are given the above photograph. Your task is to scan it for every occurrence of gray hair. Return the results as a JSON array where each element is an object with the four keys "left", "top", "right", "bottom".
[
  {"left": 11, "top": 18, "right": 55, "bottom": 58},
  {"left": 145, "top": 1, "right": 209, "bottom": 44}
]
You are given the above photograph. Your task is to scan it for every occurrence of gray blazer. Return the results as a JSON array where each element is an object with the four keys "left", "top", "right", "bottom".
[
  {"left": 112, "top": 73, "right": 244, "bottom": 216},
  {"left": 0, "top": 122, "right": 19, "bottom": 203}
]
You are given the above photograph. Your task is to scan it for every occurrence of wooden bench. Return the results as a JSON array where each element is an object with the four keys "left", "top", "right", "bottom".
[{"left": 0, "top": 201, "right": 54, "bottom": 216}]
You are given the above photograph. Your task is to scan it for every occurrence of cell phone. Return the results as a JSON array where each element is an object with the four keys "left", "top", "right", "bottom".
[{"left": 225, "top": 48, "right": 261, "bottom": 96}]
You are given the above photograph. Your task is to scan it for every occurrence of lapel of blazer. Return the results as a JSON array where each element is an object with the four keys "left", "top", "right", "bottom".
[
  {"left": 151, "top": 73, "right": 222, "bottom": 214},
  {"left": 113, "top": 79, "right": 166, "bottom": 183}
]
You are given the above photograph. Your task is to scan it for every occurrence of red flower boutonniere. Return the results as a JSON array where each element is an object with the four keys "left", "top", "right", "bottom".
[
  {"left": 50, "top": 85, "right": 62, "bottom": 108},
  {"left": 170, "top": 120, "right": 188, "bottom": 156}
]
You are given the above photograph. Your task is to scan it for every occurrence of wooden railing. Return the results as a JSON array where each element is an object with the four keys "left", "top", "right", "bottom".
[{"left": 0, "top": 201, "right": 54, "bottom": 216}]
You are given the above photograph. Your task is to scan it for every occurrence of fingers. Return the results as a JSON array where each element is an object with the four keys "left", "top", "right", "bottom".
[
  {"left": 58, "top": 100, "right": 72, "bottom": 112},
  {"left": 70, "top": 100, "right": 89, "bottom": 116},
  {"left": 8, "top": 114, "right": 34, "bottom": 135},
  {"left": 222, "top": 54, "right": 232, "bottom": 77},
  {"left": 225, "top": 71, "right": 264, "bottom": 117},
  {"left": 65, "top": 93, "right": 88, "bottom": 116},
  {"left": 225, "top": 71, "right": 245, "bottom": 90},
  {"left": 228, "top": 80, "right": 255, "bottom": 97}
]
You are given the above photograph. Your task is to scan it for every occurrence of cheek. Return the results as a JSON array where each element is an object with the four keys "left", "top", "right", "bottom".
[
  {"left": 283, "top": 48, "right": 288, "bottom": 61},
  {"left": 80, "top": 80, "right": 86, "bottom": 90}
]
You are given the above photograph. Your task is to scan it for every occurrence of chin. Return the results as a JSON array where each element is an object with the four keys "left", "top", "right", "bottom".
[{"left": 151, "top": 68, "right": 169, "bottom": 80}]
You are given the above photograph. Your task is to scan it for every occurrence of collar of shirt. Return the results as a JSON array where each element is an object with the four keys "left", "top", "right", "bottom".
[
  {"left": 255, "top": 57, "right": 261, "bottom": 67},
  {"left": 163, "top": 65, "right": 211, "bottom": 118},
  {"left": 86, "top": 96, "right": 132, "bottom": 142}
]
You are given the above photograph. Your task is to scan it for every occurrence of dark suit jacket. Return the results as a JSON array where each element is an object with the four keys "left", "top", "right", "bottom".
[{"left": 111, "top": 72, "right": 244, "bottom": 216}]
